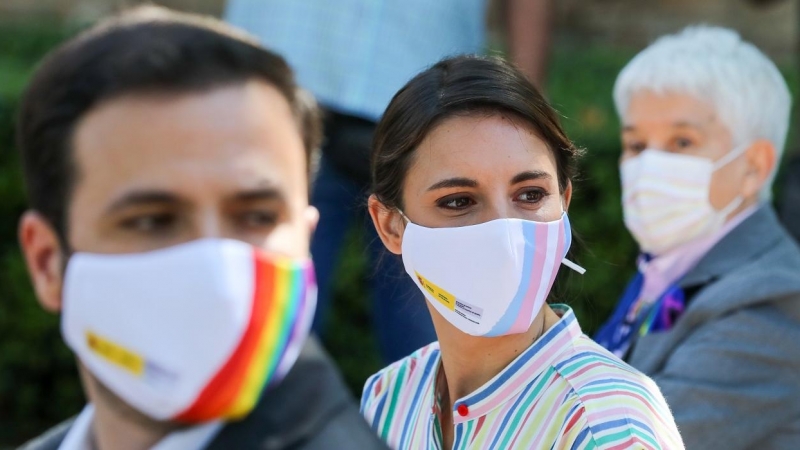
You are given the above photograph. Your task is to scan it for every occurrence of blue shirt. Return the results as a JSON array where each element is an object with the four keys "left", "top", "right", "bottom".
[{"left": 225, "top": 0, "right": 487, "bottom": 121}]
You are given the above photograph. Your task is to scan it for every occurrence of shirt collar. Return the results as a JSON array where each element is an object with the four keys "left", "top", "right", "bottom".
[
  {"left": 58, "top": 404, "right": 94, "bottom": 450},
  {"left": 680, "top": 203, "right": 786, "bottom": 288},
  {"left": 637, "top": 204, "right": 759, "bottom": 303},
  {"left": 58, "top": 404, "right": 223, "bottom": 450},
  {"left": 448, "top": 305, "right": 582, "bottom": 424}
]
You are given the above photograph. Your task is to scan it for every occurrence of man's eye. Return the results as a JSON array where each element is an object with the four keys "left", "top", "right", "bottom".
[
  {"left": 516, "top": 190, "right": 546, "bottom": 203},
  {"left": 239, "top": 211, "right": 279, "bottom": 228},
  {"left": 438, "top": 197, "right": 475, "bottom": 210},
  {"left": 120, "top": 214, "right": 176, "bottom": 232}
]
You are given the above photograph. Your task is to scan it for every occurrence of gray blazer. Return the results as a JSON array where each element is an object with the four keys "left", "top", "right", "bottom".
[{"left": 628, "top": 205, "right": 800, "bottom": 450}]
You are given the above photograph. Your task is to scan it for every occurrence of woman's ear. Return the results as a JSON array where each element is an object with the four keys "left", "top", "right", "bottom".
[
  {"left": 368, "top": 194, "right": 405, "bottom": 255},
  {"left": 741, "top": 139, "right": 776, "bottom": 199},
  {"left": 562, "top": 179, "right": 573, "bottom": 211},
  {"left": 304, "top": 205, "right": 320, "bottom": 234}
]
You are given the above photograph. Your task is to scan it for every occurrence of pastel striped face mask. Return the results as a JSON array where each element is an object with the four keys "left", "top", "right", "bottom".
[
  {"left": 621, "top": 145, "right": 747, "bottom": 256},
  {"left": 400, "top": 212, "right": 584, "bottom": 337},
  {"left": 61, "top": 238, "right": 316, "bottom": 423}
]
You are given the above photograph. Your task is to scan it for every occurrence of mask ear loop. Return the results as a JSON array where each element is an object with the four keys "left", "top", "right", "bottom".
[
  {"left": 712, "top": 142, "right": 750, "bottom": 171},
  {"left": 558, "top": 201, "right": 586, "bottom": 275},
  {"left": 397, "top": 209, "right": 411, "bottom": 225},
  {"left": 711, "top": 142, "right": 750, "bottom": 216},
  {"left": 562, "top": 258, "right": 586, "bottom": 275}
]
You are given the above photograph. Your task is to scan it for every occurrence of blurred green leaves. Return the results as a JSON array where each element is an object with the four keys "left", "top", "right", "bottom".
[{"left": 0, "top": 22, "right": 86, "bottom": 447}]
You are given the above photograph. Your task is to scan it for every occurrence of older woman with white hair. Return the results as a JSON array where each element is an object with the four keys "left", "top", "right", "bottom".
[{"left": 594, "top": 26, "right": 800, "bottom": 449}]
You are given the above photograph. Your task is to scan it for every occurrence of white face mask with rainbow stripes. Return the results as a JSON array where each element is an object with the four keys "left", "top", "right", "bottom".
[
  {"left": 399, "top": 212, "right": 584, "bottom": 337},
  {"left": 61, "top": 238, "right": 316, "bottom": 422},
  {"left": 621, "top": 144, "right": 747, "bottom": 256}
]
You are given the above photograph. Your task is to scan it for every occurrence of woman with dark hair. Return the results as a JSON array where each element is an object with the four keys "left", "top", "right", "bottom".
[{"left": 360, "top": 56, "right": 684, "bottom": 449}]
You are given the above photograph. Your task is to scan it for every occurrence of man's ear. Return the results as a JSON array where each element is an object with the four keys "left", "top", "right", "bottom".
[
  {"left": 18, "top": 211, "right": 65, "bottom": 312},
  {"left": 741, "top": 139, "right": 776, "bottom": 199},
  {"left": 367, "top": 194, "right": 405, "bottom": 255}
]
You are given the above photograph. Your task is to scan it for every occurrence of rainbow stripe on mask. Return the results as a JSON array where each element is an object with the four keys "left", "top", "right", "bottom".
[{"left": 175, "top": 251, "right": 314, "bottom": 422}]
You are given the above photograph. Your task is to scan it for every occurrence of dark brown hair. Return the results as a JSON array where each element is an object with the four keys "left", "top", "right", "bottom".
[
  {"left": 16, "top": 6, "right": 321, "bottom": 244},
  {"left": 372, "top": 55, "right": 580, "bottom": 210}
]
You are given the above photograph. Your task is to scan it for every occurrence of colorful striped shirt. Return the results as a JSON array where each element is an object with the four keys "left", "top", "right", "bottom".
[{"left": 360, "top": 305, "right": 685, "bottom": 449}]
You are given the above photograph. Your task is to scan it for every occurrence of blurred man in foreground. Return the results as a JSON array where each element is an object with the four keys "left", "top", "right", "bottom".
[
  {"left": 595, "top": 26, "right": 800, "bottom": 449},
  {"left": 17, "top": 6, "right": 385, "bottom": 450}
]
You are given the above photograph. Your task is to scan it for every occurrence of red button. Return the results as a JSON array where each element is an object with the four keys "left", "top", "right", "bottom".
[{"left": 457, "top": 404, "right": 469, "bottom": 417}]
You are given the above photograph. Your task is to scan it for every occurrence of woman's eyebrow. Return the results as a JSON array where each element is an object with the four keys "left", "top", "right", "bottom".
[
  {"left": 510, "top": 170, "right": 551, "bottom": 185},
  {"left": 673, "top": 120, "right": 706, "bottom": 129},
  {"left": 427, "top": 177, "right": 479, "bottom": 191}
]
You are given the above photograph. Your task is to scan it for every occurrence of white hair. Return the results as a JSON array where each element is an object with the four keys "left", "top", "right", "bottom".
[{"left": 613, "top": 25, "right": 791, "bottom": 200}]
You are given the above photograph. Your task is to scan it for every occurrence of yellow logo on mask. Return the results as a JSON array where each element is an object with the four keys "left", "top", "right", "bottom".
[
  {"left": 415, "top": 272, "right": 456, "bottom": 311},
  {"left": 86, "top": 331, "right": 145, "bottom": 376}
]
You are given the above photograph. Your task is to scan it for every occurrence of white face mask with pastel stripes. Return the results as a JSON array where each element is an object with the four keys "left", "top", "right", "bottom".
[
  {"left": 621, "top": 144, "right": 748, "bottom": 256},
  {"left": 399, "top": 212, "right": 584, "bottom": 337}
]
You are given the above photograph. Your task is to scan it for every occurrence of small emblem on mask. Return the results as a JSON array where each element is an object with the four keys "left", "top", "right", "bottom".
[
  {"left": 415, "top": 272, "right": 483, "bottom": 324},
  {"left": 87, "top": 330, "right": 145, "bottom": 376},
  {"left": 86, "top": 331, "right": 177, "bottom": 387}
]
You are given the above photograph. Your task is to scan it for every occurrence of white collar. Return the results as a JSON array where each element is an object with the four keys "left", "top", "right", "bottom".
[{"left": 58, "top": 404, "right": 223, "bottom": 450}]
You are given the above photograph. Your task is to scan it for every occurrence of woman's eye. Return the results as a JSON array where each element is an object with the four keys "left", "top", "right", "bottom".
[
  {"left": 516, "top": 190, "right": 546, "bottom": 203},
  {"left": 675, "top": 137, "right": 694, "bottom": 149},
  {"left": 239, "top": 211, "right": 278, "bottom": 228},
  {"left": 120, "top": 214, "right": 176, "bottom": 233},
  {"left": 438, "top": 196, "right": 475, "bottom": 210}
]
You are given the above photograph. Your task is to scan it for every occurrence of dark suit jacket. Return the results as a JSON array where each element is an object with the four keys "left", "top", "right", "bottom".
[
  {"left": 19, "top": 337, "right": 387, "bottom": 450},
  {"left": 628, "top": 205, "right": 800, "bottom": 450},
  {"left": 779, "top": 154, "right": 800, "bottom": 243}
]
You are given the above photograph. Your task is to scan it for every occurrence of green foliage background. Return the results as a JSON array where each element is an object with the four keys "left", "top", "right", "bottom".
[
  {"left": 0, "top": 23, "right": 796, "bottom": 448},
  {"left": 0, "top": 23, "right": 88, "bottom": 447}
]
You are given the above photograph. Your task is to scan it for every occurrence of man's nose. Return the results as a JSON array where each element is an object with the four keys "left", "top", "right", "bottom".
[{"left": 196, "top": 208, "right": 224, "bottom": 240}]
